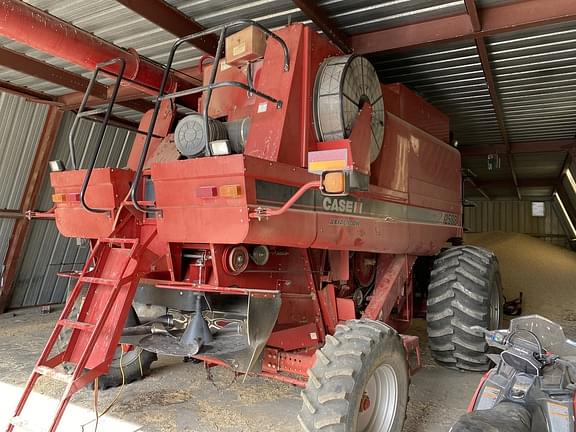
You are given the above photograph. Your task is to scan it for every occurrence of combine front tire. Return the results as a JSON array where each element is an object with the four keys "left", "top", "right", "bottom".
[
  {"left": 298, "top": 319, "right": 408, "bottom": 432},
  {"left": 426, "top": 246, "right": 502, "bottom": 372}
]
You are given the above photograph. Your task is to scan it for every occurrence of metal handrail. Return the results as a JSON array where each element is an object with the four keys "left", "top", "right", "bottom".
[
  {"left": 129, "top": 19, "right": 290, "bottom": 214},
  {"left": 157, "top": 81, "right": 282, "bottom": 107},
  {"left": 69, "top": 58, "right": 126, "bottom": 214}
]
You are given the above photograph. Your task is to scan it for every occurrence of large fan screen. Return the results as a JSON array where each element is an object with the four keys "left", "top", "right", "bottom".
[{"left": 314, "top": 55, "right": 385, "bottom": 163}]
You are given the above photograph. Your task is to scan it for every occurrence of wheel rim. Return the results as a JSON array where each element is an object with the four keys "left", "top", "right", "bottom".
[
  {"left": 357, "top": 364, "right": 398, "bottom": 432},
  {"left": 488, "top": 278, "right": 501, "bottom": 330}
]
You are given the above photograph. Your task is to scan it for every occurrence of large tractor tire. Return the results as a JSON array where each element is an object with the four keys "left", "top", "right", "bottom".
[
  {"left": 298, "top": 319, "right": 409, "bottom": 432},
  {"left": 95, "top": 307, "right": 157, "bottom": 390},
  {"left": 427, "top": 246, "right": 503, "bottom": 372},
  {"left": 59, "top": 305, "right": 156, "bottom": 390}
]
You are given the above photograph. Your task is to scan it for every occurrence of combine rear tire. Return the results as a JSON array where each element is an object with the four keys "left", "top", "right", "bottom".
[
  {"left": 298, "top": 319, "right": 408, "bottom": 432},
  {"left": 426, "top": 246, "right": 502, "bottom": 372}
]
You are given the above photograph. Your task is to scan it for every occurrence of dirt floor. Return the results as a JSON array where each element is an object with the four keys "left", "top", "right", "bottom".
[{"left": 1, "top": 232, "right": 575, "bottom": 432}]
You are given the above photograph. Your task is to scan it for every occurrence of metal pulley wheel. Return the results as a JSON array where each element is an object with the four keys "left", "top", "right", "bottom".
[{"left": 314, "top": 55, "right": 385, "bottom": 163}]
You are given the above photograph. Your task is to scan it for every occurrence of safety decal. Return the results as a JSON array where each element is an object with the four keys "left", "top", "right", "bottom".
[
  {"left": 547, "top": 402, "right": 570, "bottom": 432},
  {"left": 476, "top": 386, "right": 500, "bottom": 411}
]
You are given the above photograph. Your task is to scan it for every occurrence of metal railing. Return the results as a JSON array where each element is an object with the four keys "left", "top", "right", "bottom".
[
  {"left": 129, "top": 19, "right": 290, "bottom": 214},
  {"left": 69, "top": 58, "right": 126, "bottom": 214}
]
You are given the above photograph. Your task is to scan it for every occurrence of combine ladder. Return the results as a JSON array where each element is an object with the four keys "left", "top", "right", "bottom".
[{"left": 7, "top": 237, "right": 141, "bottom": 432}]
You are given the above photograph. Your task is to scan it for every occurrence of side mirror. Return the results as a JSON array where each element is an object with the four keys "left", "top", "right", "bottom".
[{"left": 320, "top": 170, "right": 349, "bottom": 196}]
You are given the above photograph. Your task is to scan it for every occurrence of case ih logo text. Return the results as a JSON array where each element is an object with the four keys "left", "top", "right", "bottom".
[{"left": 322, "top": 197, "right": 364, "bottom": 214}]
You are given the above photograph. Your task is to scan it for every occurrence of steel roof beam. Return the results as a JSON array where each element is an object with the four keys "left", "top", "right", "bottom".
[
  {"left": 58, "top": 67, "right": 202, "bottom": 111},
  {"left": 292, "top": 0, "right": 351, "bottom": 53},
  {"left": 460, "top": 139, "right": 576, "bottom": 156},
  {"left": 0, "top": 79, "right": 58, "bottom": 104},
  {"left": 0, "top": 46, "right": 155, "bottom": 113},
  {"left": 464, "top": 177, "right": 490, "bottom": 200},
  {"left": 0, "top": 46, "right": 108, "bottom": 98},
  {"left": 350, "top": 0, "right": 576, "bottom": 54},
  {"left": 464, "top": 0, "right": 520, "bottom": 200},
  {"left": 475, "top": 178, "right": 557, "bottom": 188},
  {"left": 116, "top": 0, "right": 218, "bottom": 55},
  {"left": 0, "top": 0, "right": 198, "bottom": 107},
  {"left": 464, "top": 0, "right": 481, "bottom": 33}
]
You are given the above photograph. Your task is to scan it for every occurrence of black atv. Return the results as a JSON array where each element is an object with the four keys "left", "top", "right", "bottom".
[{"left": 451, "top": 315, "right": 576, "bottom": 432}]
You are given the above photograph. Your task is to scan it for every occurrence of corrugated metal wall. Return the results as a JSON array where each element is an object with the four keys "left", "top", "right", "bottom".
[
  {"left": 464, "top": 200, "right": 569, "bottom": 247},
  {"left": 0, "top": 92, "right": 48, "bottom": 284},
  {"left": 8, "top": 111, "right": 135, "bottom": 308}
]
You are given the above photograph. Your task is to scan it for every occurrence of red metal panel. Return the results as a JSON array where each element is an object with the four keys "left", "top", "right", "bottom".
[
  {"left": 382, "top": 83, "right": 450, "bottom": 144},
  {"left": 347, "top": 104, "right": 373, "bottom": 174},
  {"left": 267, "top": 323, "right": 319, "bottom": 350},
  {"left": 318, "top": 284, "right": 338, "bottom": 333},
  {"left": 262, "top": 348, "right": 315, "bottom": 380},
  {"left": 152, "top": 155, "right": 249, "bottom": 243},
  {"left": 242, "top": 24, "right": 340, "bottom": 166},
  {"left": 373, "top": 113, "right": 461, "bottom": 213},
  {"left": 202, "top": 61, "right": 252, "bottom": 119},
  {"left": 51, "top": 168, "right": 134, "bottom": 239},
  {"left": 336, "top": 298, "right": 355, "bottom": 321},
  {"left": 127, "top": 99, "right": 175, "bottom": 171},
  {"left": 363, "top": 254, "right": 415, "bottom": 322}
]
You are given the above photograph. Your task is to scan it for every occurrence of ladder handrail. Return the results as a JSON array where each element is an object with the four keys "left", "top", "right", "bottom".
[
  {"left": 69, "top": 58, "right": 126, "bottom": 214},
  {"left": 130, "top": 19, "right": 290, "bottom": 214}
]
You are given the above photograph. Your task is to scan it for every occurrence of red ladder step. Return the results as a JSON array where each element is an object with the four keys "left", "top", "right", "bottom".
[
  {"left": 8, "top": 416, "right": 43, "bottom": 432},
  {"left": 34, "top": 366, "right": 72, "bottom": 384},
  {"left": 6, "top": 231, "right": 143, "bottom": 432},
  {"left": 100, "top": 237, "right": 138, "bottom": 245},
  {"left": 57, "top": 319, "right": 95, "bottom": 331},
  {"left": 78, "top": 276, "right": 118, "bottom": 286}
]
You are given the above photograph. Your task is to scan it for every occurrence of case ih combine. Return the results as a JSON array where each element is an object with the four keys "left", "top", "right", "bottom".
[{"left": 7, "top": 16, "right": 503, "bottom": 432}]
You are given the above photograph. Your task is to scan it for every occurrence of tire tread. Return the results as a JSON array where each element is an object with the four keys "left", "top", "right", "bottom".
[{"left": 427, "top": 245, "right": 502, "bottom": 372}]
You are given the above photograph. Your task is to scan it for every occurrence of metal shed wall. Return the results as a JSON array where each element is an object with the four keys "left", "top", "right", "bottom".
[
  {"left": 0, "top": 92, "right": 48, "bottom": 285},
  {"left": 464, "top": 200, "right": 568, "bottom": 247},
  {"left": 8, "top": 111, "right": 135, "bottom": 308}
]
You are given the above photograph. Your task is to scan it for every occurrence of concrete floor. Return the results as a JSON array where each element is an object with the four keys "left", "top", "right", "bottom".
[
  {"left": 2, "top": 233, "right": 575, "bottom": 431},
  {"left": 0, "top": 311, "right": 475, "bottom": 432}
]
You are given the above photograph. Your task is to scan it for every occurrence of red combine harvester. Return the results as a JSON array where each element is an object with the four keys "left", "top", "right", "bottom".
[{"left": 8, "top": 19, "right": 503, "bottom": 432}]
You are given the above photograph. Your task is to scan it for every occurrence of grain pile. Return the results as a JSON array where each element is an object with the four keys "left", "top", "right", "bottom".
[{"left": 465, "top": 232, "right": 576, "bottom": 335}]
